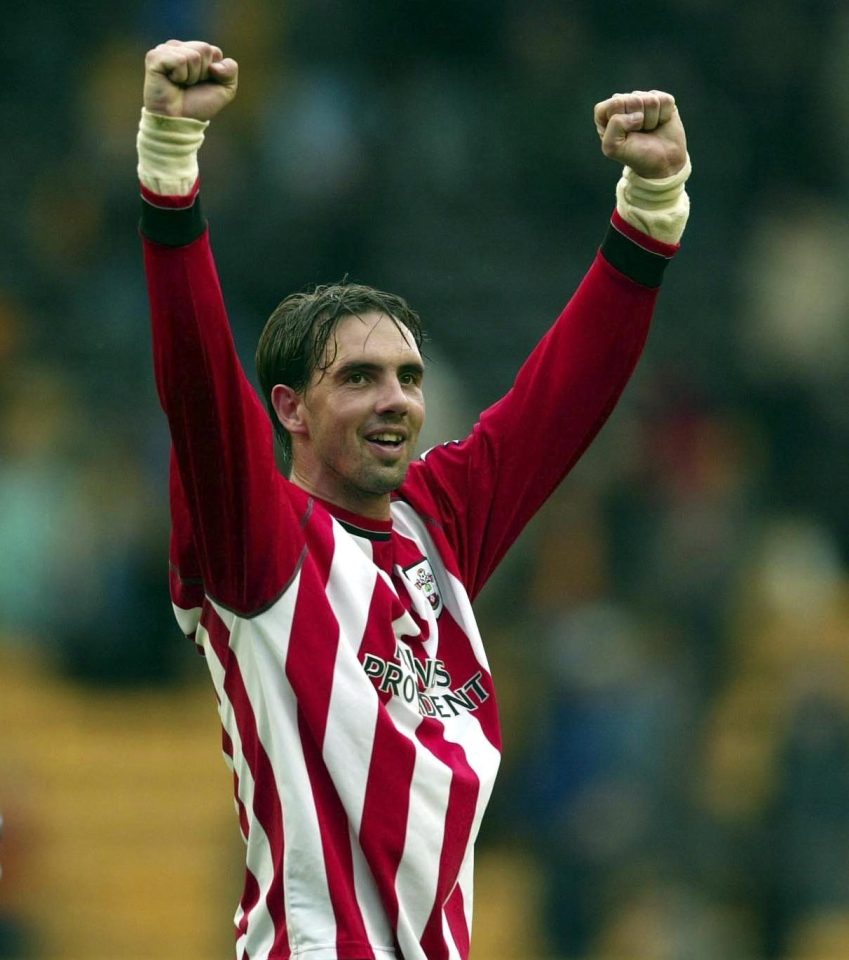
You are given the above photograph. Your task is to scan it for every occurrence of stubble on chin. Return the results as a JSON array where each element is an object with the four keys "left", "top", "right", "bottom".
[
  {"left": 354, "top": 453, "right": 413, "bottom": 497},
  {"left": 366, "top": 463, "right": 410, "bottom": 495}
]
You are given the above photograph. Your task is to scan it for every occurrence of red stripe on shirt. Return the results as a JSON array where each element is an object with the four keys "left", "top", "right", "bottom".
[
  {"left": 299, "top": 713, "right": 376, "bottom": 959},
  {"left": 415, "top": 727, "right": 480, "bottom": 960},
  {"left": 432, "top": 606, "right": 501, "bottom": 751},
  {"left": 284, "top": 539, "right": 375, "bottom": 956},
  {"left": 445, "top": 883, "right": 470, "bottom": 959},
  {"left": 205, "top": 607, "right": 290, "bottom": 958},
  {"left": 238, "top": 866, "right": 262, "bottom": 945},
  {"left": 356, "top": 612, "right": 418, "bottom": 931},
  {"left": 220, "top": 728, "right": 251, "bottom": 840}
]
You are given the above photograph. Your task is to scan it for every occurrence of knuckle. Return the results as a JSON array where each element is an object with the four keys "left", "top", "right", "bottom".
[{"left": 147, "top": 46, "right": 170, "bottom": 67}]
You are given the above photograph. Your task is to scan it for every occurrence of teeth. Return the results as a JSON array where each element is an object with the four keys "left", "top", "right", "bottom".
[{"left": 371, "top": 433, "right": 403, "bottom": 443}]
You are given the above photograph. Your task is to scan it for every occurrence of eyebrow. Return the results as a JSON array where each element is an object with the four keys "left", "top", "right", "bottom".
[{"left": 333, "top": 360, "right": 425, "bottom": 380}]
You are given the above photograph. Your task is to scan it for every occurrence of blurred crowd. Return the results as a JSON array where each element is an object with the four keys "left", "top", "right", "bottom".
[{"left": 2, "top": 1, "right": 849, "bottom": 957}]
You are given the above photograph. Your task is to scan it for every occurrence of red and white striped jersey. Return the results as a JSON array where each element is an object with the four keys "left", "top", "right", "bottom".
[{"left": 141, "top": 186, "right": 677, "bottom": 960}]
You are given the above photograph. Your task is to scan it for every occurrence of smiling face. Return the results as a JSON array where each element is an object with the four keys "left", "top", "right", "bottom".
[{"left": 273, "top": 311, "right": 425, "bottom": 519}]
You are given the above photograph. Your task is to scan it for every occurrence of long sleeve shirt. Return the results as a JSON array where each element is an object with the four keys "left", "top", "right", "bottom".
[{"left": 141, "top": 189, "right": 678, "bottom": 960}]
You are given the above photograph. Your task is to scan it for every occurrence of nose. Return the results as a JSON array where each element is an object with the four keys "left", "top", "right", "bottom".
[{"left": 374, "top": 375, "right": 409, "bottom": 416}]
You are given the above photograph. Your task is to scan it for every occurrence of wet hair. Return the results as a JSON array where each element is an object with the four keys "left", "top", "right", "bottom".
[{"left": 255, "top": 281, "right": 425, "bottom": 465}]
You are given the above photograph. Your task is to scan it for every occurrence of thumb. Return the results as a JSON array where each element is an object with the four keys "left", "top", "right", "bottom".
[
  {"left": 208, "top": 57, "right": 238, "bottom": 87},
  {"left": 601, "top": 110, "right": 644, "bottom": 158}
]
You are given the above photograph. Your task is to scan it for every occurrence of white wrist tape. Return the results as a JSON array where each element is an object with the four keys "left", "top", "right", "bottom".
[
  {"left": 136, "top": 107, "right": 209, "bottom": 196},
  {"left": 616, "top": 153, "right": 692, "bottom": 245}
]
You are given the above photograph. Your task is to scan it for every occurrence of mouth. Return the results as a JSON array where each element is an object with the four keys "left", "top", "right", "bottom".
[{"left": 364, "top": 430, "right": 407, "bottom": 459}]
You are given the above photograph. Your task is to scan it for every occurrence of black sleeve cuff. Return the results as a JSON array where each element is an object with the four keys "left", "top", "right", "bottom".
[
  {"left": 600, "top": 222, "right": 673, "bottom": 289},
  {"left": 139, "top": 196, "right": 206, "bottom": 247}
]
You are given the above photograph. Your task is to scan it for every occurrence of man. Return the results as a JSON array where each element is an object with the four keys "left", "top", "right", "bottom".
[{"left": 138, "top": 39, "right": 690, "bottom": 960}]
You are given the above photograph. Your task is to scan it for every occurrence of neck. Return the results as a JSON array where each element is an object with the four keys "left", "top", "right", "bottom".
[{"left": 288, "top": 469, "right": 392, "bottom": 521}]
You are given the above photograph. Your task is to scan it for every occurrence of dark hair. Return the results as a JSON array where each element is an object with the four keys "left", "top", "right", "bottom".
[{"left": 256, "top": 281, "right": 425, "bottom": 464}]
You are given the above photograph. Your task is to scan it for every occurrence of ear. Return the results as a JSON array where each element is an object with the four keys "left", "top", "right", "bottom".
[{"left": 271, "top": 384, "right": 309, "bottom": 437}]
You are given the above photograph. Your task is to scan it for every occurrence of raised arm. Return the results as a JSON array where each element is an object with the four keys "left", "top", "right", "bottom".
[
  {"left": 402, "top": 91, "right": 691, "bottom": 598},
  {"left": 139, "top": 41, "right": 304, "bottom": 617},
  {"left": 594, "top": 89, "right": 690, "bottom": 244}
]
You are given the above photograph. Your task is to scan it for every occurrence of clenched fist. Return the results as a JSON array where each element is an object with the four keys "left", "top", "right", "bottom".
[
  {"left": 143, "top": 39, "right": 238, "bottom": 122},
  {"left": 594, "top": 90, "right": 686, "bottom": 180}
]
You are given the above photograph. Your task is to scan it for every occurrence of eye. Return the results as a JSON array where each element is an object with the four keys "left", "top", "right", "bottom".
[
  {"left": 399, "top": 371, "right": 422, "bottom": 386},
  {"left": 347, "top": 371, "right": 367, "bottom": 384}
]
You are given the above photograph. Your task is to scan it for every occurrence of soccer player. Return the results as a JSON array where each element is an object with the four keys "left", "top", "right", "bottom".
[{"left": 138, "top": 39, "right": 690, "bottom": 960}]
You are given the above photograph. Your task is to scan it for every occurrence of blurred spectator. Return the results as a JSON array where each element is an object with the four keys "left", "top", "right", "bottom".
[
  {"left": 0, "top": 362, "right": 83, "bottom": 645},
  {"left": 56, "top": 438, "right": 184, "bottom": 685}
]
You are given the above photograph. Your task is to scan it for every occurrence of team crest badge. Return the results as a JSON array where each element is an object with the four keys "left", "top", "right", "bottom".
[{"left": 403, "top": 558, "right": 443, "bottom": 617}]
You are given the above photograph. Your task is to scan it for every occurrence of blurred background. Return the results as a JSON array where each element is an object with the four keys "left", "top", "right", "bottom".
[{"left": 2, "top": 0, "right": 849, "bottom": 957}]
